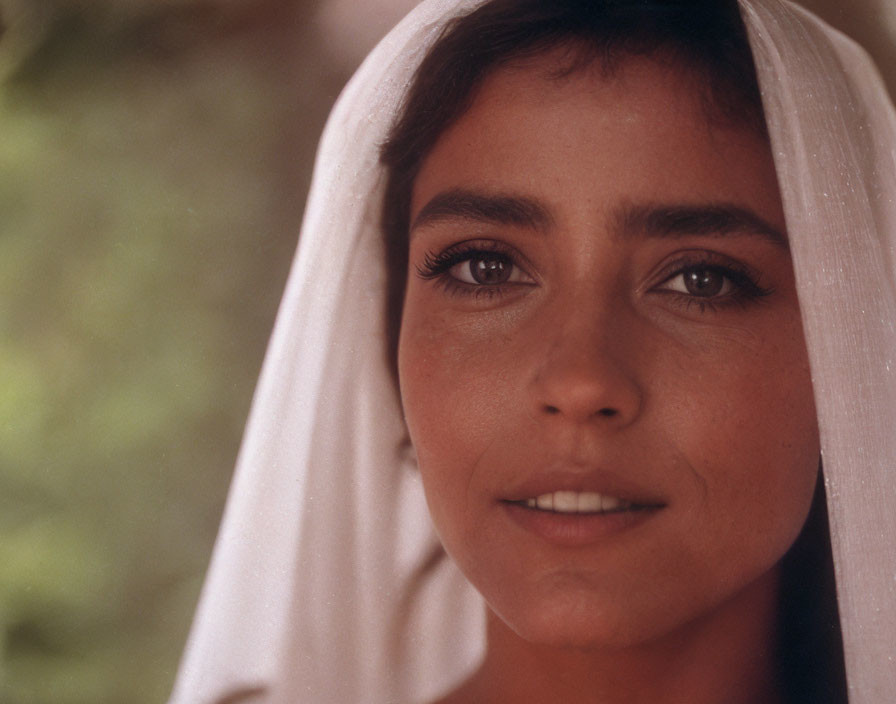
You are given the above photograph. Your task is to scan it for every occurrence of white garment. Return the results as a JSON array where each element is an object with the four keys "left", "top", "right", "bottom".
[{"left": 168, "top": 1, "right": 896, "bottom": 702}]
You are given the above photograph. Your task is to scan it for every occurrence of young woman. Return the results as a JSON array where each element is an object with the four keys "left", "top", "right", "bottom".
[{"left": 169, "top": 1, "right": 896, "bottom": 702}]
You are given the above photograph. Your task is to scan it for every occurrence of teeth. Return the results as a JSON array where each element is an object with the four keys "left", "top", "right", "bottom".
[
  {"left": 601, "top": 495, "right": 622, "bottom": 512},
  {"left": 553, "top": 491, "right": 578, "bottom": 512},
  {"left": 578, "top": 492, "right": 602, "bottom": 512},
  {"left": 523, "top": 491, "right": 632, "bottom": 514}
]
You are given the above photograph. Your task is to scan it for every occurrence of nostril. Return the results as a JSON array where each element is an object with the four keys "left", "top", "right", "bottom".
[{"left": 542, "top": 405, "right": 620, "bottom": 418}]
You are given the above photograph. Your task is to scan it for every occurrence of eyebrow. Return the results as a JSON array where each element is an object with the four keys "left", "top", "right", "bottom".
[
  {"left": 616, "top": 202, "right": 788, "bottom": 249},
  {"left": 410, "top": 187, "right": 788, "bottom": 249},
  {"left": 411, "top": 188, "right": 554, "bottom": 233}
]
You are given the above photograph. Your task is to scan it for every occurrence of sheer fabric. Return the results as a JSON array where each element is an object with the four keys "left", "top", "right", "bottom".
[{"left": 168, "top": 1, "right": 896, "bottom": 702}]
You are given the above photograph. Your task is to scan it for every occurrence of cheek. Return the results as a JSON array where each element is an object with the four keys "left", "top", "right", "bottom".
[
  {"left": 659, "top": 323, "right": 820, "bottom": 583},
  {"left": 400, "top": 310, "right": 478, "bottom": 452},
  {"left": 398, "top": 308, "right": 485, "bottom": 528},
  {"left": 398, "top": 300, "right": 532, "bottom": 545},
  {"left": 399, "top": 292, "right": 522, "bottom": 445}
]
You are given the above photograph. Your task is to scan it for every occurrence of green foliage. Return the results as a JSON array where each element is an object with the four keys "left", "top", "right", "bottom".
[{"left": 0, "top": 2, "right": 325, "bottom": 701}]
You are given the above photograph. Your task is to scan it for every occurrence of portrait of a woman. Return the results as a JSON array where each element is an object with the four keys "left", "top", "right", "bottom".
[{"left": 169, "top": 1, "right": 896, "bottom": 702}]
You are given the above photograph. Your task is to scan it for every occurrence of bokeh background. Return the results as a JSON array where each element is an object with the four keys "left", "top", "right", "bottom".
[{"left": 0, "top": 1, "right": 892, "bottom": 702}]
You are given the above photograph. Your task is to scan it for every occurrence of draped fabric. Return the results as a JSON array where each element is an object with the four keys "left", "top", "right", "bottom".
[
  {"left": 168, "top": 1, "right": 896, "bottom": 702},
  {"left": 744, "top": 5, "right": 896, "bottom": 700}
]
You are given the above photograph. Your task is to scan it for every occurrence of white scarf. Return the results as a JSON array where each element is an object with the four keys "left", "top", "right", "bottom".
[{"left": 169, "top": 1, "right": 896, "bottom": 701}]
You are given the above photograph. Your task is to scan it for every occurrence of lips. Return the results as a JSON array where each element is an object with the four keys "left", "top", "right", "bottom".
[
  {"left": 503, "top": 467, "right": 666, "bottom": 513},
  {"left": 499, "top": 467, "right": 666, "bottom": 546}
]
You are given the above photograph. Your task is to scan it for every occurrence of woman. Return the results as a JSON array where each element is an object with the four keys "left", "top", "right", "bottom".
[{"left": 169, "top": 1, "right": 896, "bottom": 702}]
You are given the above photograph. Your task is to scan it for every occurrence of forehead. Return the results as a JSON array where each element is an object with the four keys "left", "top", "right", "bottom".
[{"left": 410, "top": 52, "right": 783, "bottom": 234}]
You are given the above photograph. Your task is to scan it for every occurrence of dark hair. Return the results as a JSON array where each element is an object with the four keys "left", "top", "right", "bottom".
[
  {"left": 776, "top": 474, "right": 848, "bottom": 704},
  {"left": 380, "top": 0, "right": 768, "bottom": 361}
]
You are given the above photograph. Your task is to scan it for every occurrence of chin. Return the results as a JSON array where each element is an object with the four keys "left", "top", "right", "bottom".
[
  {"left": 489, "top": 564, "right": 782, "bottom": 660},
  {"left": 486, "top": 580, "right": 684, "bottom": 651}
]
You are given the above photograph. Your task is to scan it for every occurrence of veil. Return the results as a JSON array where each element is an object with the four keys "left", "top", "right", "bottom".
[{"left": 168, "top": 1, "right": 896, "bottom": 702}]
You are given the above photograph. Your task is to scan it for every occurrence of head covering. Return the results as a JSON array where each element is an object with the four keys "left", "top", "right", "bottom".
[{"left": 168, "top": 1, "right": 896, "bottom": 702}]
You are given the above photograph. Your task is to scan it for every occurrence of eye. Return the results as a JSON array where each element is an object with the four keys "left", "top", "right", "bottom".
[
  {"left": 416, "top": 241, "right": 536, "bottom": 293},
  {"left": 449, "top": 253, "right": 528, "bottom": 285},
  {"left": 661, "top": 267, "right": 735, "bottom": 298},
  {"left": 650, "top": 254, "right": 774, "bottom": 312}
]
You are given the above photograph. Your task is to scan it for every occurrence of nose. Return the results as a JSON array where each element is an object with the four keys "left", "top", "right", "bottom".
[{"left": 530, "top": 309, "right": 644, "bottom": 427}]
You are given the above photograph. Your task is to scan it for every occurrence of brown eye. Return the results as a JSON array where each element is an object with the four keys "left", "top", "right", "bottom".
[
  {"left": 449, "top": 253, "right": 532, "bottom": 286},
  {"left": 682, "top": 268, "right": 728, "bottom": 297},
  {"left": 470, "top": 257, "right": 510, "bottom": 284},
  {"left": 662, "top": 267, "right": 733, "bottom": 298},
  {"left": 651, "top": 256, "right": 773, "bottom": 312}
]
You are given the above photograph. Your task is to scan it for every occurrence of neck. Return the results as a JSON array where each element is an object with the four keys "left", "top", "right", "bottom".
[{"left": 452, "top": 569, "right": 783, "bottom": 704}]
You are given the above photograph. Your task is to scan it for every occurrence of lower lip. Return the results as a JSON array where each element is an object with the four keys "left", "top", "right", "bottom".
[{"left": 501, "top": 501, "right": 662, "bottom": 547}]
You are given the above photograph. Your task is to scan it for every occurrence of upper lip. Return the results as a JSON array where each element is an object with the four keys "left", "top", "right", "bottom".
[{"left": 501, "top": 465, "right": 667, "bottom": 508}]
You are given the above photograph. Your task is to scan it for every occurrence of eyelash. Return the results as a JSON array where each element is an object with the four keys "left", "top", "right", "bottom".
[
  {"left": 416, "top": 240, "right": 530, "bottom": 299},
  {"left": 652, "top": 252, "right": 775, "bottom": 313},
  {"left": 416, "top": 242, "right": 774, "bottom": 310}
]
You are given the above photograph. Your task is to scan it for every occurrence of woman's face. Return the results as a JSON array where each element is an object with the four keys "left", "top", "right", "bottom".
[{"left": 398, "top": 53, "right": 820, "bottom": 648}]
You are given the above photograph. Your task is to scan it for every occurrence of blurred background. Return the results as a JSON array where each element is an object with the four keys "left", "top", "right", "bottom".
[{"left": 0, "top": 1, "right": 892, "bottom": 702}]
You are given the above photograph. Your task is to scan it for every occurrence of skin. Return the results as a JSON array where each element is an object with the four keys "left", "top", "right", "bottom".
[{"left": 398, "top": 51, "right": 820, "bottom": 704}]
